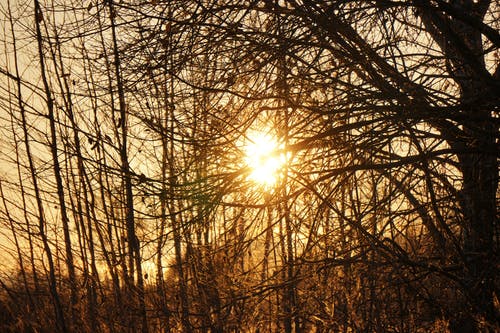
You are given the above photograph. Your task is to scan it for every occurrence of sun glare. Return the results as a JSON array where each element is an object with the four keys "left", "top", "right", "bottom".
[{"left": 244, "top": 132, "right": 285, "bottom": 187}]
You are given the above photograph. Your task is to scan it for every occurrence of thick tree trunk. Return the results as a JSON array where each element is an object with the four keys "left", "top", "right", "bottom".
[
  {"left": 417, "top": 1, "right": 499, "bottom": 330},
  {"left": 456, "top": 114, "right": 498, "bottom": 332},
  {"left": 455, "top": 25, "right": 498, "bottom": 333}
]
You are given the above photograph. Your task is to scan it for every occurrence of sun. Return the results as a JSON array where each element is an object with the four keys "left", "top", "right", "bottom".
[{"left": 244, "top": 132, "right": 285, "bottom": 187}]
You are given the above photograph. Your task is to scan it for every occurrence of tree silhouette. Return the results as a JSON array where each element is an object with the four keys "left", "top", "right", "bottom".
[{"left": 0, "top": 0, "right": 498, "bottom": 332}]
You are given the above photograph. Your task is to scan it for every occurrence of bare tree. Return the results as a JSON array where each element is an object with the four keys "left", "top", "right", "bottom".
[{"left": 0, "top": 0, "right": 497, "bottom": 332}]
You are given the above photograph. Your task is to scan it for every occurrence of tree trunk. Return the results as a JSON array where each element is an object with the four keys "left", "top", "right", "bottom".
[
  {"left": 107, "top": 1, "right": 149, "bottom": 332},
  {"left": 418, "top": 1, "right": 499, "bottom": 329},
  {"left": 456, "top": 111, "right": 498, "bottom": 332}
]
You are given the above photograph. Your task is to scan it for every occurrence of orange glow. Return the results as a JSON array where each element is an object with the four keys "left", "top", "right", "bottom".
[{"left": 244, "top": 132, "right": 285, "bottom": 187}]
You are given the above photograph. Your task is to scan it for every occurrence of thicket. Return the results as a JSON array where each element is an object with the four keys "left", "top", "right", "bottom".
[{"left": 0, "top": 0, "right": 498, "bottom": 332}]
